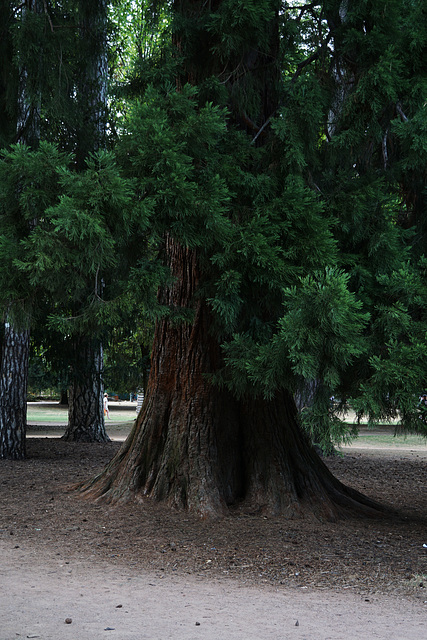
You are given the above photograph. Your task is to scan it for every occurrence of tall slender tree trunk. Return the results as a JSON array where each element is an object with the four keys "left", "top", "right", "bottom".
[
  {"left": 326, "top": 2, "right": 354, "bottom": 140},
  {"left": 0, "top": 1, "right": 41, "bottom": 459},
  {"left": 0, "top": 324, "right": 30, "bottom": 459},
  {"left": 66, "top": 0, "right": 109, "bottom": 441},
  {"left": 0, "top": 2, "right": 16, "bottom": 147},
  {"left": 63, "top": 337, "right": 109, "bottom": 442},
  {"left": 75, "top": 0, "right": 108, "bottom": 168}
]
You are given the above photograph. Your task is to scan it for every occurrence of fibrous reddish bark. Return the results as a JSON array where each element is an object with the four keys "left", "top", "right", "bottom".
[
  {"left": 240, "top": 391, "right": 383, "bottom": 520},
  {"left": 79, "top": 239, "right": 384, "bottom": 519},
  {"left": 79, "top": 237, "right": 242, "bottom": 514}
]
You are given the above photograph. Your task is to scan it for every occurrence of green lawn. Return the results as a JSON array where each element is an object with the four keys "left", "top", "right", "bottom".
[
  {"left": 349, "top": 428, "right": 427, "bottom": 448},
  {"left": 27, "top": 403, "right": 137, "bottom": 424},
  {"left": 26, "top": 404, "right": 427, "bottom": 448}
]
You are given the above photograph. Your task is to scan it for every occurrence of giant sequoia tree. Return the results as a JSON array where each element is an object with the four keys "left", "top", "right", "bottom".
[
  {"left": 2, "top": 0, "right": 425, "bottom": 509},
  {"left": 78, "top": 0, "right": 427, "bottom": 518}
]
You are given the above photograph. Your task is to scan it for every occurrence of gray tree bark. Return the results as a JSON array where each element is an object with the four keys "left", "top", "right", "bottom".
[
  {"left": 63, "top": 337, "right": 110, "bottom": 442},
  {"left": 0, "top": 1, "right": 42, "bottom": 459},
  {"left": 0, "top": 324, "right": 30, "bottom": 459},
  {"left": 66, "top": 0, "right": 109, "bottom": 441}
]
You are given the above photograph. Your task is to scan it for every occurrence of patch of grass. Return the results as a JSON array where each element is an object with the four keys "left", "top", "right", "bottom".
[
  {"left": 27, "top": 408, "right": 68, "bottom": 423},
  {"left": 27, "top": 404, "right": 136, "bottom": 424},
  {"left": 351, "top": 428, "right": 427, "bottom": 448}
]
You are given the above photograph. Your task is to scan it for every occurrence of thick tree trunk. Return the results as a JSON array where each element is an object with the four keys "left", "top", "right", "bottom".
[
  {"left": 240, "top": 391, "right": 381, "bottom": 519},
  {"left": 16, "top": 1, "right": 42, "bottom": 147},
  {"left": 79, "top": 240, "right": 384, "bottom": 519},
  {"left": 63, "top": 337, "right": 110, "bottom": 442},
  {"left": 79, "top": 238, "right": 243, "bottom": 515},
  {"left": 0, "top": 3, "right": 16, "bottom": 146},
  {"left": 0, "top": 323, "right": 30, "bottom": 459}
]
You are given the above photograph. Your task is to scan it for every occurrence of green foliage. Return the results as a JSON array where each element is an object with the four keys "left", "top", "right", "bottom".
[
  {"left": 0, "top": 141, "right": 67, "bottom": 326},
  {"left": 300, "top": 394, "right": 358, "bottom": 456},
  {"left": 221, "top": 268, "right": 368, "bottom": 400},
  {"left": 15, "top": 147, "right": 144, "bottom": 336},
  {"left": 280, "top": 268, "right": 369, "bottom": 386},
  {"left": 393, "top": 103, "right": 427, "bottom": 172},
  {"left": 28, "top": 341, "right": 65, "bottom": 398},
  {"left": 207, "top": 0, "right": 276, "bottom": 59},
  {"left": 119, "top": 83, "right": 233, "bottom": 250},
  {"left": 103, "top": 318, "right": 152, "bottom": 394},
  {"left": 2, "top": 0, "right": 427, "bottom": 448},
  {"left": 354, "top": 336, "right": 427, "bottom": 437}
]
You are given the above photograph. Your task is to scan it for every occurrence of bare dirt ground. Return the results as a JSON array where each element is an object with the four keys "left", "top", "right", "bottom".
[{"left": 1, "top": 425, "right": 427, "bottom": 639}]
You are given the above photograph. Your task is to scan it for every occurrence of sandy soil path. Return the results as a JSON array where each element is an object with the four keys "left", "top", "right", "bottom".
[
  {"left": 2, "top": 426, "right": 427, "bottom": 639},
  {"left": 1, "top": 541, "right": 426, "bottom": 640}
]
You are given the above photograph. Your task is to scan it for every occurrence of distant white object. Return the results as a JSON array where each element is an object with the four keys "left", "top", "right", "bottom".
[
  {"left": 136, "top": 391, "right": 144, "bottom": 414},
  {"left": 423, "top": 544, "right": 427, "bottom": 548}
]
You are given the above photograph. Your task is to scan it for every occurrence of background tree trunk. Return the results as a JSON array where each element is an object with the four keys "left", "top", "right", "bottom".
[
  {"left": 66, "top": 0, "right": 109, "bottom": 439},
  {"left": 0, "top": 1, "right": 42, "bottom": 459},
  {"left": 0, "top": 1, "right": 17, "bottom": 147},
  {"left": 75, "top": 0, "right": 108, "bottom": 168},
  {"left": 63, "top": 337, "right": 109, "bottom": 442},
  {"left": 0, "top": 324, "right": 30, "bottom": 459}
]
